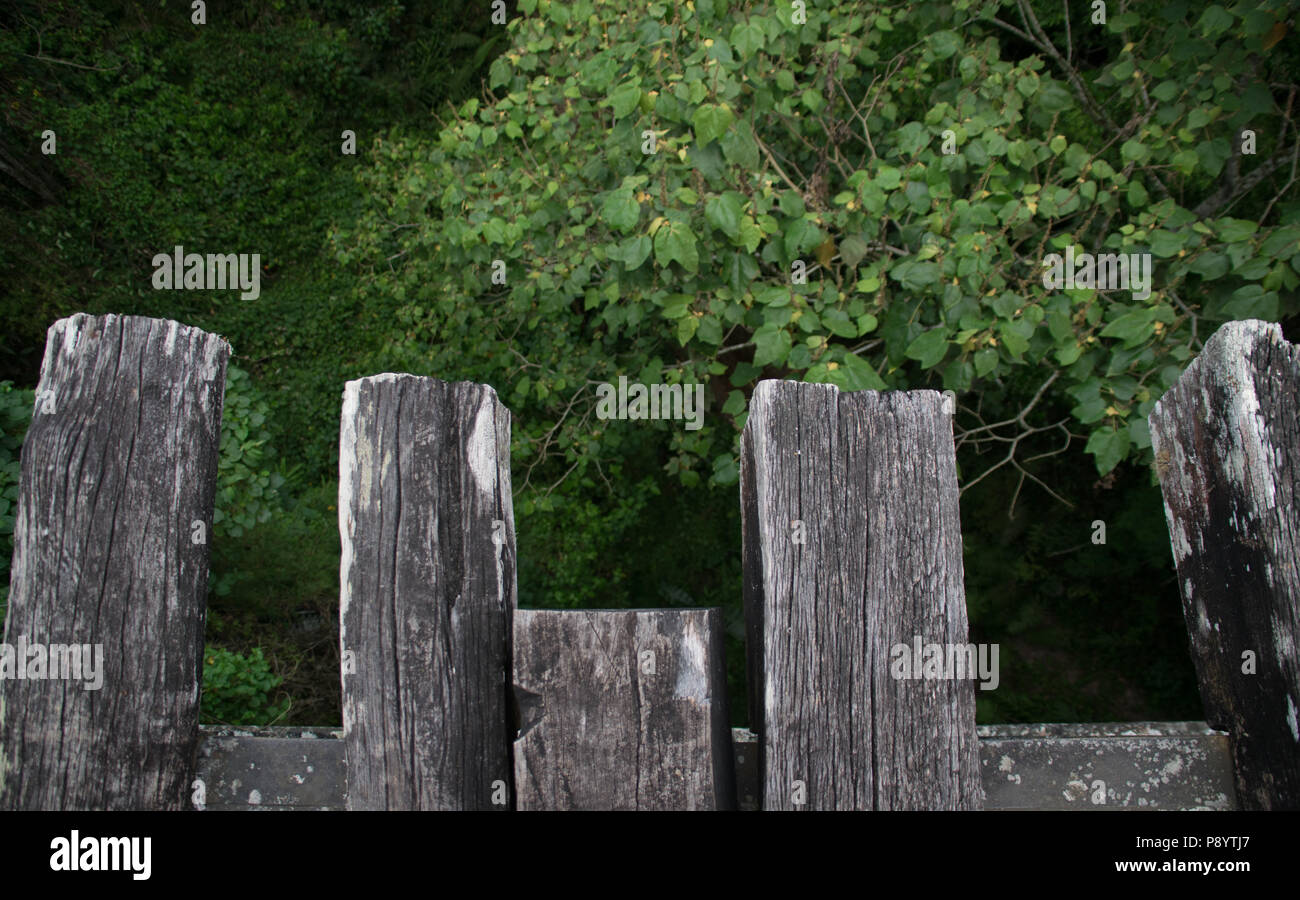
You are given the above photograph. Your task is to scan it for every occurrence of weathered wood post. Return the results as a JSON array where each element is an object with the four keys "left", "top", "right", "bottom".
[
  {"left": 741, "top": 380, "right": 982, "bottom": 810},
  {"left": 0, "top": 314, "right": 229, "bottom": 810},
  {"left": 339, "top": 375, "right": 515, "bottom": 809},
  {"left": 1150, "top": 318, "right": 1300, "bottom": 809},
  {"left": 512, "top": 608, "right": 734, "bottom": 810}
]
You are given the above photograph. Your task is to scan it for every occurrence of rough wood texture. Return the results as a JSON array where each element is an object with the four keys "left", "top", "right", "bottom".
[
  {"left": 0, "top": 314, "right": 229, "bottom": 810},
  {"left": 512, "top": 608, "right": 734, "bottom": 810},
  {"left": 339, "top": 375, "right": 514, "bottom": 810},
  {"left": 741, "top": 380, "right": 981, "bottom": 810},
  {"left": 1150, "top": 319, "right": 1300, "bottom": 810}
]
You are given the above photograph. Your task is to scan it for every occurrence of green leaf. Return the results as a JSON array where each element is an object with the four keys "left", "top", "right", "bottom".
[
  {"left": 609, "top": 83, "right": 642, "bottom": 119},
  {"left": 601, "top": 187, "right": 640, "bottom": 233},
  {"left": 720, "top": 120, "right": 760, "bottom": 168},
  {"left": 1152, "top": 81, "right": 1180, "bottom": 102},
  {"left": 998, "top": 318, "right": 1033, "bottom": 358},
  {"left": 830, "top": 351, "right": 887, "bottom": 392},
  {"left": 1120, "top": 139, "right": 1150, "bottom": 164},
  {"left": 890, "top": 260, "right": 940, "bottom": 293},
  {"left": 483, "top": 217, "right": 507, "bottom": 244},
  {"left": 1221, "top": 284, "right": 1276, "bottom": 320},
  {"left": 1086, "top": 426, "right": 1130, "bottom": 475},
  {"left": 731, "top": 21, "right": 765, "bottom": 58},
  {"left": 1171, "top": 150, "right": 1199, "bottom": 175},
  {"left": 928, "top": 30, "right": 962, "bottom": 59},
  {"left": 1101, "top": 308, "right": 1157, "bottom": 347},
  {"left": 1037, "top": 83, "right": 1073, "bottom": 112},
  {"left": 783, "top": 218, "right": 820, "bottom": 257},
  {"left": 839, "top": 234, "right": 870, "bottom": 269},
  {"left": 875, "top": 166, "right": 901, "bottom": 190},
  {"left": 823, "top": 308, "right": 858, "bottom": 338},
  {"left": 711, "top": 453, "right": 740, "bottom": 486},
  {"left": 974, "top": 347, "right": 999, "bottom": 377},
  {"left": 1148, "top": 230, "right": 1184, "bottom": 258},
  {"left": 693, "top": 103, "right": 735, "bottom": 146},
  {"left": 755, "top": 285, "right": 791, "bottom": 306},
  {"left": 1198, "top": 5, "right": 1234, "bottom": 37},
  {"left": 662, "top": 293, "right": 693, "bottom": 319},
  {"left": 904, "top": 329, "right": 950, "bottom": 368},
  {"left": 1189, "top": 251, "right": 1228, "bottom": 280},
  {"left": 705, "top": 192, "right": 744, "bottom": 238},
  {"left": 653, "top": 218, "right": 699, "bottom": 272},
  {"left": 1217, "top": 218, "right": 1258, "bottom": 243},
  {"left": 752, "top": 325, "right": 792, "bottom": 367}
]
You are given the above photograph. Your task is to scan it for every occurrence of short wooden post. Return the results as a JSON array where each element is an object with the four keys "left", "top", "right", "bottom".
[
  {"left": 0, "top": 314, "right": 229, "bottom": 810},
  {"left": 1150, "top": 319, "right": 1300, "bottom": 810},
  {"left": 741, "top": 380, "right": 981, "bottom": 810},
  {"left": 512, "top": 608, "right": 734, "bottom": 810},
  {"left": 339, "top": 375, "right": 515, "bottom": 809}
]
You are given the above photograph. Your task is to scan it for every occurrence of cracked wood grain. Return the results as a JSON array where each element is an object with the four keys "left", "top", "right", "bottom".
[
  {"left": 512, "top": 608, "right": 734, "bottom": 810},
  {"left": 339, "top": 375, "right": 515, "bottom": 809},
  {"left": 1150, "top": 319, "right": 1300, "bottom": 810},
  {"left": 0, "top": 314, "right": 229, "bottom": 810},
  {"left": 741, "top": 380, "right": 981, "bottom": 810}
]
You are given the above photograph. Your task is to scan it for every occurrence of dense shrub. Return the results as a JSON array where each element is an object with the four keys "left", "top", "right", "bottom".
[
  {"left": 339, "top": 0, "right": 1298, "bottom": 488},
  {"left": 200, "top": 645, "right": 291, "bottom": 726}
]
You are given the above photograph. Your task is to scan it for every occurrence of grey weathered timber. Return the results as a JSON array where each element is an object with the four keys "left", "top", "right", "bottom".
[
  {"left": 0, "top": 314, "right": 229, "bottom": 810},
  {"left": 978, "top": 722, "right": 1236, "bottom": 810},
  {"left": 339, "top": 375, "right": 515, "bottom": 810},
  {"left": 195, "top": 728, "right": 346, "bottom": 810},
  {"left": 191, "top": 722, "right": 1237, "bottom": 811},
  {"left": 741, "top": 380, "right": 981, "bottom": 810},
  {"left": 1150, "top": 319, "right": 1300, "bottom": 810},
  {"left": 512, "top": 608, "right": 734, "bottom": 810}
]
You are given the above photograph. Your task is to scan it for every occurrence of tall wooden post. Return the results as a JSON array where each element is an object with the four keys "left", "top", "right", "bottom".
[
  {"left": 741, "top": 380, "right": 981, "bottom": 810},
  {"left": 339, "top": 375, "right": 515, "bottom": 809},
  {"left": 1150, "top": 318, "right": 1300, "bottom": 809},
  {"left": 0, "top": 314, "right": 229, "bottom": 809}
]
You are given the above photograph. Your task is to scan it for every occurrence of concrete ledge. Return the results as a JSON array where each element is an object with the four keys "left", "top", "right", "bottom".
[{"left": 195, "top": 722, "right": 1237, "bottom": 810}]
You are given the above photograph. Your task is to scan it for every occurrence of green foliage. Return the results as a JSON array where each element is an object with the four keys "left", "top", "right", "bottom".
[
  {"left": 0, "top": 381, "right": 34, "bottom": 622},
  {"left": 0, "top": 1, "right": 503, "bottom": 482},
  {"left": 206, "top": 479, "right": 341, "bottom": 725},
  {"left": 6, "top": 0, "right": 1283, "bottom": 728},
  {"left": 200, "top": 645, "right": 291, "bottom": 726},
  {"left": 338, "top": 0, "right": 1298, "bottom": 490},
  {"left": 213, "top": 366, "right": 288, "bottom": 539}
]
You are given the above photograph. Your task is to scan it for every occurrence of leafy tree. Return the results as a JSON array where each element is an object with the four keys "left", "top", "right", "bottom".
[{"left": 338, "top": 0, "right": 1299, "bottom": 498}]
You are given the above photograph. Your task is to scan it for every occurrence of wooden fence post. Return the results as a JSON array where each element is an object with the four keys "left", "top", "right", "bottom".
[
  {"left": 512, "top": 608, "right": 734, "bottom": 810},
  {"left": 339, "top": 375, "right": 515, "bottom": 809},
  {"left": 0, "top": 314, "right": 229, "bottom": 810},
  {"left": 741, "top": 380, "right": 981, "bottom": 810},
  {"left": 1150, "top": 318, "right": 1300, "bottom": 810}
]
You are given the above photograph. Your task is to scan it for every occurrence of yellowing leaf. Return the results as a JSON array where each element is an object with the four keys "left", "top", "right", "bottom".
[{"left": 815, "top": 238, "right": 836, "bottom": 266}]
